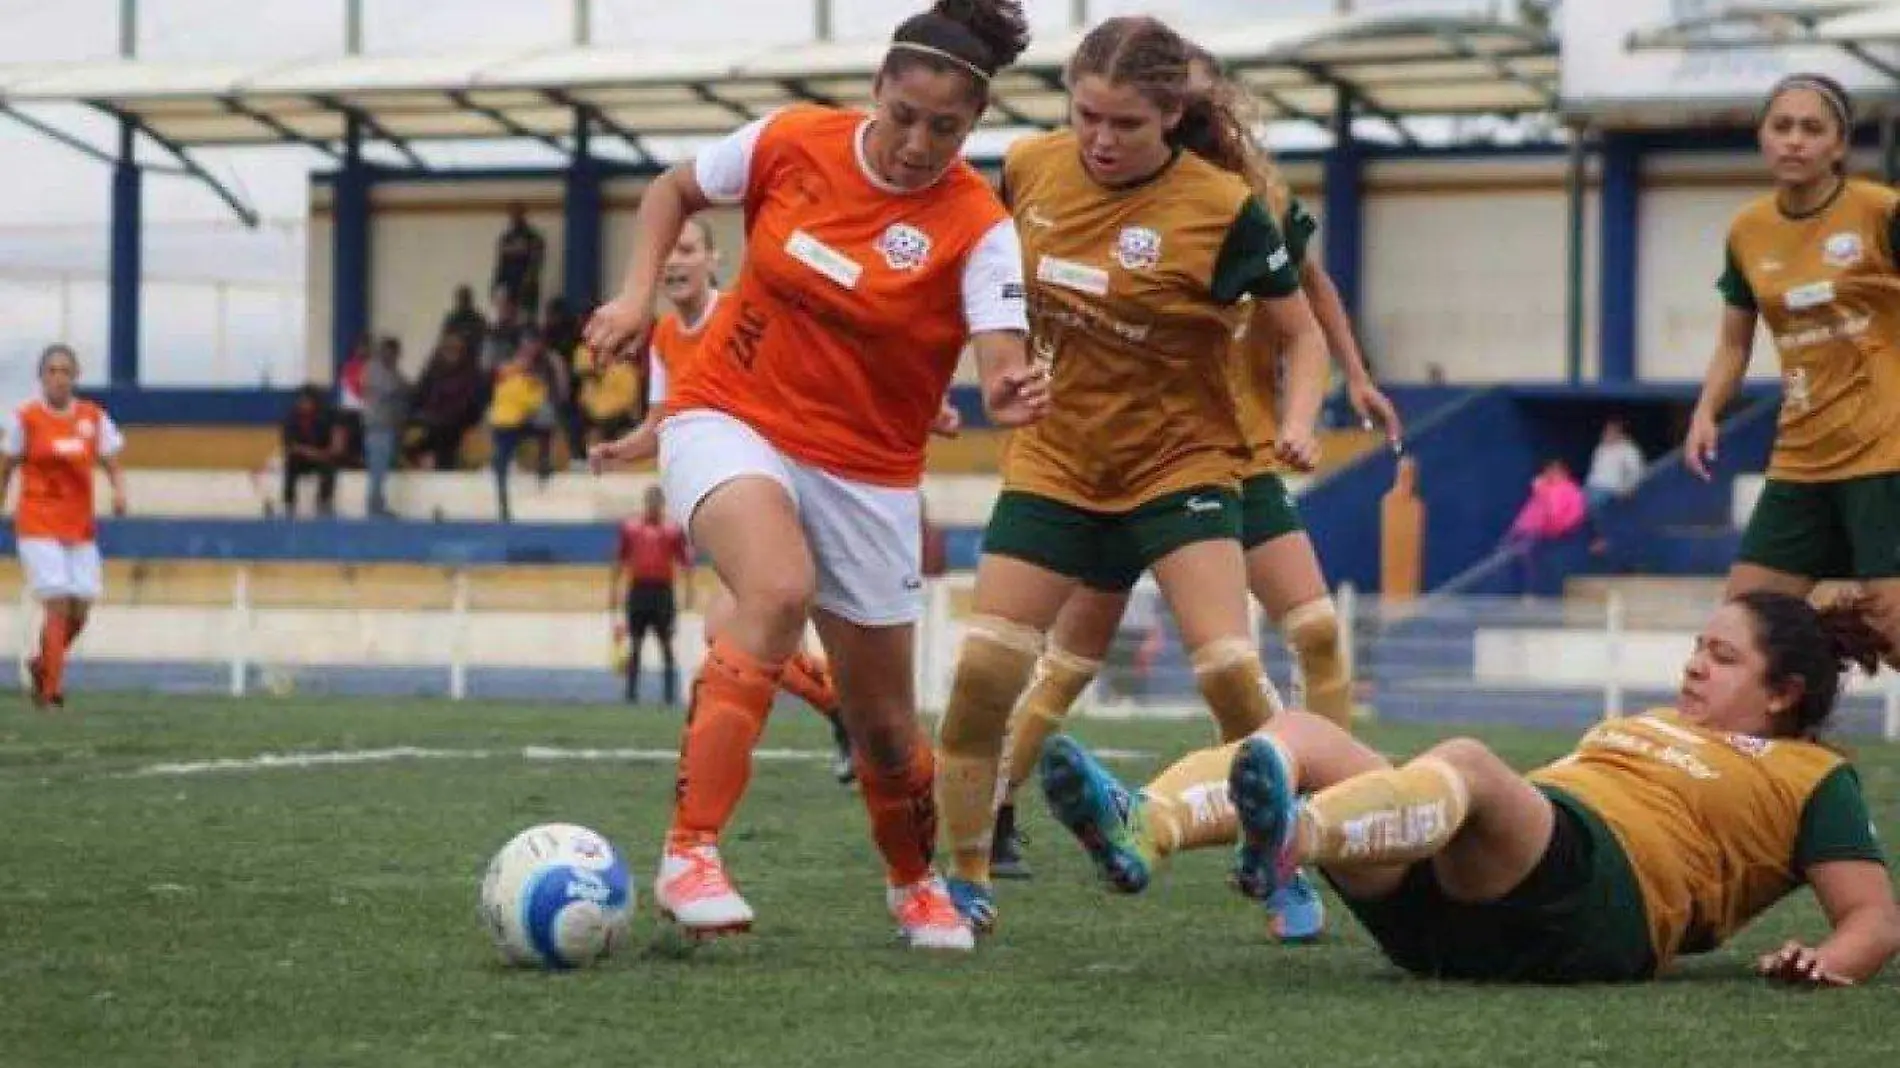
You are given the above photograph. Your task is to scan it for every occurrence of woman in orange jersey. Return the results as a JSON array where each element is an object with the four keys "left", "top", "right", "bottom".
[
  {"left": 1688, "top": 75, "right": 1900, "bottom": 654},
  {"left": 582, "top": 0, "right": 1048, "bottom": 950},
  {"left": 1043, "top": 591, "right": 1898, "bottom": 986},
  {"left": 987, "top": 50, "right": 1405, "bottom": 932},
  {"left": 1, "top": 345, "right": 128, "bottom": 709},
  {"left": 590, "top": 216, "right": 858, "bottom": 783},
  {"left": 932, "top": 15, "right": 1332, "bottom": 934}
]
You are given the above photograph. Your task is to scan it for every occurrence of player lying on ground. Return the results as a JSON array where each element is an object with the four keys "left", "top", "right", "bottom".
[{"left": 1041, "top": 591, "right": 1900, "bottom": 984}]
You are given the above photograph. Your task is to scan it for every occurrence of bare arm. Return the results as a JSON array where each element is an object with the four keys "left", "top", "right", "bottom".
[
  {"left": 101, "top": 455, "right": 128, "bottom": 516},
  {"left": 1302, "top": 261, "right": 1403, "bottom": 444},
  {"left": 0, "top": 455, "right": 15, "bottom": 516},
  {"left": 1758, "top": 859, "right": 1900, "bottom": 986},
  {"left": 583, "top": 166, "right": 713, "bottom": 359},
  {"left": 1252, "top": 290, "right": 1328, "bottom": 472},
  {"left": 1685, "top": 306, "right": 1758, "bottom": 480}
]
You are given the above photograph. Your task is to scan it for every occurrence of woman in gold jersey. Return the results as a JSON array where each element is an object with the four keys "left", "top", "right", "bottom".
[
  {"left": 933, "top": 15, "right": 1331, "bottom": 934},
  {"left": 1688, "top": 74, "right": 1900, "bottom": 652},
  {"left": 986, "top": 50, "right": 1404, "bottom": 943},
  {"left": 1041, "top": 590, "right": 1898, "bottom": 985}
]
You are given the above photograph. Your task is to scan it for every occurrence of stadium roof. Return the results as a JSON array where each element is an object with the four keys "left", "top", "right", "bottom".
[
  {"left": 0, "top": 11, "right": 1556, "bottom": 162},
  {"left": 1626, "top": 0, "right": 1900, "bottom": 77}
]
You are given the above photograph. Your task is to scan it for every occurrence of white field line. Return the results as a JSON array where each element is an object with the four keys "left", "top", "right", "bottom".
[{"left": 123, "top": 746, "right": 1157, "bottom": 778}]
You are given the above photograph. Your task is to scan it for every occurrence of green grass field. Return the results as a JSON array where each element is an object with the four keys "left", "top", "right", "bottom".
[{"left": 2, "top": 693, "right": 1896, "bottom": 1068}]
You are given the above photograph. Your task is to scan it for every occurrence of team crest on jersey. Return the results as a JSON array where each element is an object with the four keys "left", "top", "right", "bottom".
[
  {"left": 1115, "top": 226, "right": 1162, "bottom": 271},
  {"left": 1823, "top": 231, "right": 1864, "bottom": 268},
  {"left": 876, "top": 223, "right": 933, "bottom": 272}
]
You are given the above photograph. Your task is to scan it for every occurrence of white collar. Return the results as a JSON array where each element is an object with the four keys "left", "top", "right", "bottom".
[{"left": 853, "top": 117, "right": 950, "bottom": 196}]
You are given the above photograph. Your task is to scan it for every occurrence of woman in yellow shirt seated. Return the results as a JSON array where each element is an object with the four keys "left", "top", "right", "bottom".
[
  {"left": 573, "top": 343, "right": 640, "bottom": 447},
  {"left": 488, "top": 336, "right": 549, "bottom": 523}
]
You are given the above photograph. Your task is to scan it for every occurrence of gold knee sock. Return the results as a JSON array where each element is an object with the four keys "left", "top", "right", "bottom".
[
  {"left": 1192, "top": 638, "right": 1284, "bottom": 742},
  {"left": 1284, "top": 598, "right": 1352, "bottom": 729},
  {"left": 1297, "top": 757, "right": 1470, "bottom": 867},
  {"left": 1137, "top": 740, "right": 1247, "bottom": 860},
  {"left": 936, "top": 615, "right": 1044, "bottom": 885},
  {"left": 1001, "top": 646, "right": 1100, "bottom": 801}
]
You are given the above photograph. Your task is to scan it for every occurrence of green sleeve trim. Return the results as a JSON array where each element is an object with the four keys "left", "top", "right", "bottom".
[
  {"left": 1283, "top": 198, "right": 1319, "bottom": 271},
  {"left": 1211, "top": 197, "right": 1302, "bottom": 305},
  {"left": 1716, "top": 244, "right": 1757, "bottom": 312},
  {"left": 1794, "top": 765, "right": 1885, "bottom": 874}
]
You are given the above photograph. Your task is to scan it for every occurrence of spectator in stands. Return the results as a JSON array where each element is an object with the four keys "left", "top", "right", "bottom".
[
  {"left": 1584, "top": 416, "right": 1645, "bottom": 555},
  {"left": 406, "top": 333, "right": 486, "bottom": 471},
  {"left": 281, "top": 385, "right": 344, "bottom": 519},
  {"left": 441, "top": 284, "right": 488, "bottom": 357},
  {"left": 335, "top": 335, "right": 369, "bottom": 468},
  {"left": 527, "top": 327, "right": 571, "bottom": 469},
  {"left": 576, "top": 342, "right": 640, "bottom": 448},
  {"left": 610, "top": 485, "right": 694, "bottom": 705},
  {"left": 1501, "top": 458, "right": 1588, "bottom": 593},
  {"left": 542, "top": 296, "right": 590, "bottom": 467},
  {"left": 1425, "top": 362, "right": 1448, "bottom": 387},
  {"left": 482, "top": 290, "right": 527, "bottom": 372},
  {"left": 487, "top": 331, "right": 552, "bottom": 523},
  {"left": 492, "top": 202, "right": 546, "bottom": 316},
  {"left": 362, "top": 335, "right": 411, "bottom": 519}
]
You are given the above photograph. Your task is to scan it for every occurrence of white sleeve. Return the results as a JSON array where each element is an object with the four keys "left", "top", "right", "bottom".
[
  {"left": 97, "top": 411, "right": 125, "bottom": 459},
  {"left": 961, "top": 218, "right": 1029, "bottom": 335},
  {"left": 693, "top": 114, "right": 774, "bottom": 206},
  {"left": 646, "top": 345, "right": 668, "bottom": 406},
  {"left": 1, "top": 409, "right": 21, "bottom": 458}
]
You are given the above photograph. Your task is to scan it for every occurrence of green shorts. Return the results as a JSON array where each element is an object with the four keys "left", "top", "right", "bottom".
[
  {"left": 1330, "top": 787, "right": 1655, "bottom": 984},
  {"left": 1240, "top": 473, "right": 1304, "bottom": 550},
  {"left": 982, "top": 486, "right": 1242, "bottom": 593},
  {"left": 1737, "top": 472, "right": 1900, "bottom": 580}
]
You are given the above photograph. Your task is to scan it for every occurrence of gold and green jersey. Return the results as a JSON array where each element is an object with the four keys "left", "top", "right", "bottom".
[
  {"left": 1231, "top": 192, "right": 1319, "bottom": 478},
  {"left": 1718, "top": 179, "right": 1900, "bottom": 481},
  {"left": 1531, "top": 709, "right": 1883, "bottom": 969},
  {"left": 1000, "top": 130, "right": 1303, "bottom": 512}
]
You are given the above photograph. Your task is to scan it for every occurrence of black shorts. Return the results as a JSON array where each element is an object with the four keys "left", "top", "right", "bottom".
[
  {"left": 1330, "top": 787, "right": 1655, "bottom": 984},
  {"left": 625, "top": 582, "right": 677, "bottom": 637}
]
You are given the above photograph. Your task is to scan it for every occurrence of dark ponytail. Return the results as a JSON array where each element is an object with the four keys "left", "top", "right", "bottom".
[
  {"left": 882, "top": 1, "right": 1030, "bottom": 104},
  {"left": 1735, "top": 591, "right": 1892, "bottom": 738}
]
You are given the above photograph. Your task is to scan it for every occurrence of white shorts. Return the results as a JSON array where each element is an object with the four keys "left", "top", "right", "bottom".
[
  {"left": 18, "top": 539, "right": 104, "bottom": 601},
  {"left": 658, "top": 409, "right": 924, "bottom": 627}
]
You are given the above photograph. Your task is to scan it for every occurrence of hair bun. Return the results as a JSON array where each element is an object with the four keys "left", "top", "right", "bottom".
[{"left": 930, "top": 0, "right": 1030, "bottom": 70}]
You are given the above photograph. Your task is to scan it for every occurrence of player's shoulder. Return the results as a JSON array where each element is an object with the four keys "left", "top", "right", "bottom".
[
  {"left": 756, "top": 104, "right": 856, "bottom": 151},
  {"left": 1727, "top": 191, "right": 1786, "bottom": 237},
  {"left": 1166, "top": 151, "right": 1254, "bottom": 215}
]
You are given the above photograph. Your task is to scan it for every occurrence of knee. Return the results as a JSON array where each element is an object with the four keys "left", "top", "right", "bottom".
[
  {"left": 852, "top": 716, "right": 925, "bottom": 780},
  {"left": 1421, "top": 737, "right": 1503, "bottom": 780},
  {"left": 1283, "top": 599, "right": 1340, "bottom": 658},
  {"left": 734, "top": 572, "right": 815, "bottom": 639}
]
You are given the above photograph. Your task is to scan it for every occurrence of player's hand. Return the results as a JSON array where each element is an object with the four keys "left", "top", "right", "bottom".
[
  {"left": 930, "top": 402, "right": 962, "bottom": 438},
  {"left": 1275, "top": 423, "right": 1321, "bottom": 473},
  {"left": 1684, "top": 413, "right": 1720, "bottom": 482},
  {"left": 582, "top": 296, "right": 654, "bottom": 364},
  {"left": 984, "top": 364, "right": 1051, "bottom": 429},
  {"left": 586, "top": 441, "right": 620, "bottom": 476},
  {"left": 1349, "top": 379, "right": 1405, "bottom": 451},
  {"left": 110, "top": 489, "right": 128, "bottom": 517},
  {"left": 1757, "top": 940, "right": 1855, "bottom": 987}
]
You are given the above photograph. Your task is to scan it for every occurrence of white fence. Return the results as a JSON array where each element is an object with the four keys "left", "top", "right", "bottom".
[{"left": 11, "top": 569, "right": 1900, "bottom": 739}]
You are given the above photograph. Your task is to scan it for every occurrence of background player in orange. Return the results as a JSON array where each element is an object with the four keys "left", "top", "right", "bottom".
[
  {"left": 933, "top": 14, "right": 1331, "bottom": 935},
  {"left": 1687, "top": 74, "right": 1900, "bottom": 658},
  {"left": 609, "top": 485, "right": 694, "bottom": 706},
  {"left": 1, "top": 344, "right": 128, "bottom": 708},
  {"left": 582, "top": 0, "right": 1048, "bottom": 950},
  {"left": 1039, "top": 591, "right": 1898, "bottom": 986},
  {"left": 590, "top": 216, "right": 858, "bottom": 781}
]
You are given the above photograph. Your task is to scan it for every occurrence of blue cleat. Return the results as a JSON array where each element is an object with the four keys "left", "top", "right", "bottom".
[
  {"left": 1264, "top": 868, "right": 1326, "bottom": 943},
  {"left": 945, "top": 876, "right": 997, "bottom": 934},
  {"left": 1229, "top": 736, "right": 1300, "bottom": 905},
  {"left": 1038, "top": 735, "right": 1151, "bottom": 894}
]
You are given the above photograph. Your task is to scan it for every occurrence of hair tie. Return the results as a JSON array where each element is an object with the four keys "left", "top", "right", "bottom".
[{"left": 887, "top": 41, "right": 991, "bottom": 84}]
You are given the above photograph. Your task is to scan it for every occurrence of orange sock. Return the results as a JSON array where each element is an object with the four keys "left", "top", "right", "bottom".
[
  {"left": 780, "top": 650, "right": 841, "bottom": 720},
  {"left": 39, "top": 614, "right": 70, "bottom": 698},
  {"left": 857, "top": 743, "right": 937, "bottom": 887},
  {"left": 666, "top": 637, "right": 785, "bottom": 850}
]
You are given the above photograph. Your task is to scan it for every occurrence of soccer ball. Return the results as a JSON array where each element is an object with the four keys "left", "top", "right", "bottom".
[{"left": 479, "top": 823, "right": 634, "bottom": 969}]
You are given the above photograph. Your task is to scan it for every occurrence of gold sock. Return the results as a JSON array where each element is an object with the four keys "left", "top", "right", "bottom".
[
  {"left": 1192, "top": 638, "right": 1284, "bottom": 742},
  {"left": 1137, "top": 740, "right": 1246, "bottom": 860},
  {"left": 1001, "top": 646, "right": 1099, "bottom": 801},
  {"left": 1298, "top": 757, "right": 1470, "bottom": 866},
  {"left": 936, "top": 615, "right": 1044, "bottom": 885},
  {"left": 1284, "top": 598, "right": 1352, "bottom": 729}
]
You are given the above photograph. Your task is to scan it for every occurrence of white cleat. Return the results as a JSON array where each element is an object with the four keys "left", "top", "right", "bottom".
[
  {"left": 887, "top": 875, "right": 977, "bottom": 951},
  {"left": 655, "top": 844, "right": 755, "bottom": 937}
]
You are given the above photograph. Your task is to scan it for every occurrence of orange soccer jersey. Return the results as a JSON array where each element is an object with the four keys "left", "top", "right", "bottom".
[
  {"left": 7, "top": 397, "right": 119, "bottom": 544},
  {"left": 668, "top": 105, "right": 1016, "bottom": 487},
  {"left": 647, "top": 290, "right": 722, "bottom": 406}
]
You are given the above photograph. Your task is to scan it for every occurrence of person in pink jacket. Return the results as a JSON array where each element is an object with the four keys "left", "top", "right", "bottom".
[{"left": 1503, "top": 459, "right": 1587, "bottom": 593}]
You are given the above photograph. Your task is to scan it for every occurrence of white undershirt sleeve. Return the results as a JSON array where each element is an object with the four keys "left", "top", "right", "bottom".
[{"left": 961, "top": 218, "right": 1029, "bottom": 335}]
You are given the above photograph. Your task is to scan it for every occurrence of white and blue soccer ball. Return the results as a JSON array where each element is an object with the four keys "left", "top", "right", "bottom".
[{"left": 480, "top": 823, "right": 634, "bottom": 969}]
